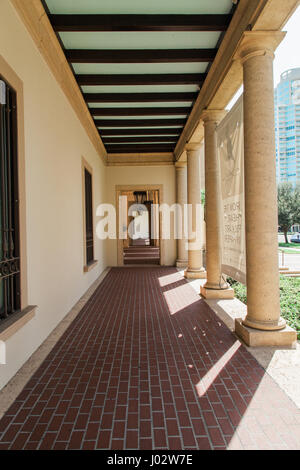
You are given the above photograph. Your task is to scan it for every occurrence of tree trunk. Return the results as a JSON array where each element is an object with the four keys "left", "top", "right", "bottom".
[{"left": 284, "top": 230, "right": 289, "bottom": 244}]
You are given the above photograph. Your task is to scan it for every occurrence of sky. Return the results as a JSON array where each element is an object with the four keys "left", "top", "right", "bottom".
[
  {"left": 273, "top": 5, "right": 300, "bottom": 86},
  {"left": 226, "top": 5, "right": 300, "bottom": 109}
]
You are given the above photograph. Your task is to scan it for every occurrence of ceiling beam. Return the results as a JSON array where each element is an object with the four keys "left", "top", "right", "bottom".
[
  {"left": 98, "top": 128, "right": 182, "bottom": 136},
  {"left": 84, "top": 92, "right": 198, "bottom": 103},
  {"left": 90, "top": 107, "right": 191, "bottom": 116},
  {"left": 66, "top": 49, "right": 217, "bottom": 64},
  {"left": 95, "top": 118, "right": 186, "bottom": 127},
  {"left": 49, "top": 14, "right": 232, "bottom": 32},
  {"left": 102, "top": 136, "right": 178, "bottom": 143},
  {"left": 106, "top": 144, "right": 175, "bottom": 153},
  {"left": 77, "top": 74, "right": 206, "bottom": 86}
]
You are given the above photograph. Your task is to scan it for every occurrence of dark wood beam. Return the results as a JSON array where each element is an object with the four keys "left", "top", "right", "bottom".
[
  {"left": 95, "top": 118, "right": 186, "bottom": 127},
  {"left": 98, "top": 128, "right": 182, "bottom": 136},
  {"left": 84, "top": 92, "right": 198, "bottom": 103},
  {"left": 106, "top": 144, "right": 175, "bottom": 153},
  {"left": 49, "top": 14, "right": 232, "bottom": 32},
  {"left": 90, "top": 107, "right": 190, "bottom": 116},
  {"left": 66, "top": 49, "right": 217, "bottom": 63},
  {"left": 77, "top": 74, "right": 206, "bottom": 86},
  {"left": 102, "top": 136, "right": 178, "bottom": 143}
]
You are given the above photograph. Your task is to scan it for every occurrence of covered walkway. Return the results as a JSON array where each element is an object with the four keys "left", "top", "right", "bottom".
[{"left": 0, "top": 268, "right": 299, "bottom": 450}]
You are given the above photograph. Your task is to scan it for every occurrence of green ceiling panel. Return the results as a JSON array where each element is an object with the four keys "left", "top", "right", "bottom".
[
  {"left": 97, "top": 126, "right": 183, "bottom": 129},
  {"left": 100, "top": 134, "right": 179, "bottom": 137},
  {"left": 92, "top": 115, "right": 187, "bottom": 119},
  {"left": 87, "top": 102, "right": 193, "bottom": 108},
  {"left": 46, "top": 0, "right": 233, "bottom": 15},
  {"left": 81, "top": 85, "right": 200, "bottom": 93},
  {"left": 73, "top": 63, "right": 209, "bottom": 75},
  {"left": 101, "top": 140, "right": 176, "bottom": 143},
  {"left": 60, "top": 31, "right": 221, "bottom": 50},
  {"left": 100, "top": 134, "right": 180, "bottom": 137},
  {"left": 43, "top": 0, "right": 235, "bottom": 154}
]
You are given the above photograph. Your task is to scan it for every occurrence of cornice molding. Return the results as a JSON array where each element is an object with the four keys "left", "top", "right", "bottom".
[
  {"left": 107, "top": 152, "right": 174, "bottom": 167},
  {"left": 174, "top": 0, "right": 298, "bottom": 160},
  {"left": 11, "top": 0, "right": 107, "bottom": 165},
  {"left": 174, "top": 0, "right": 266, "bottom": 160}
]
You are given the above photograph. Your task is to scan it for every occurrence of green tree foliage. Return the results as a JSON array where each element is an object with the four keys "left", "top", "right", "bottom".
[
  {"left": 278, "top": 182, "right": 300, "bottom": 243},
  {"left": 295, "top": 183, "right": 300, "bottom": 224}
]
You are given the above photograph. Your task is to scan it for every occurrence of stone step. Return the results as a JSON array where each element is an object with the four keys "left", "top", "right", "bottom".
[{"left": 124, "top": 258, "right": 160, "bottom": 265}]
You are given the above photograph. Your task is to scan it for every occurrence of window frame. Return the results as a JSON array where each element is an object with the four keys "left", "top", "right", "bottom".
[
  {"left": 0, "top": 56, "right": 36, "bottom": 341},
  {"left": 0, "top": 76, "right": 21, "bottom": 320},
  {"left": 82, "top": 157, "right": 97, "bottom": 273}
]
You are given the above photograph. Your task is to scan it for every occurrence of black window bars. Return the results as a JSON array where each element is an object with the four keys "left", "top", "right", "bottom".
[
  {"left": 84, "top": 168, "right": 94, "bottom": 266},
  {"left": 0, "top": 77, "right": 21, "bottom": 321}
]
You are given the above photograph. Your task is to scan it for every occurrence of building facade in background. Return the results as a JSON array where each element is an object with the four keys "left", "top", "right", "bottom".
[{"left": 275, "top": 67, "right": 300, "bottom": 185}]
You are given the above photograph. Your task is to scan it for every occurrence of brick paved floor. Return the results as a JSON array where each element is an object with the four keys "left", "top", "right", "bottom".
[{"left": 0, "top": 267, "right": 299, "bottom": 450}]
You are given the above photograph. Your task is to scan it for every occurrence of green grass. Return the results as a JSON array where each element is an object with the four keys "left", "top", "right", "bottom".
[
  {"left": 227, "top": 276, "right": 300, "bottom": 339},
  {"left": 279, "top": 248, "right": 300, "bottom": 254},
  {"left": 279, "top": 242, "right": 300, "bottom": 248}
]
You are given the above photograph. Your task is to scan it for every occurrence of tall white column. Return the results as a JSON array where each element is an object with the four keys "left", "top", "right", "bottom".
[
  {"left": 234, "top": 31, "right": 297, "bottom": 346},
  {"left": 184, "top": 144, "right": 206, "bottom": 279},
  {"left": 175, "top": 162, "right": 188, "bottom": 268},
  {"left": 200, "top": 111, "right": 234, "bottom": 299}
]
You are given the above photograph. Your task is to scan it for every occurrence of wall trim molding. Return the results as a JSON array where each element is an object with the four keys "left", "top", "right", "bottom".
[
  {"left": 115, "top": 184, "right": 164, "bottom": 266},
  {"left": 81, "top": 156, "right": 98, "bottom": 272},
  {"left": 174, "top": 0, "right": 299, "bottom": 159},
  {"left": 0, "top": 306, "right": 37, "bottom": 343},
  {"left": 11, "top": 0, "right": 107, "bottom": 165},
  {"left": 107, "top": 153, "right": 175, "bottom": 166},
  {"left": 0, "top": 54, "right": 29, "bottom": 310}
]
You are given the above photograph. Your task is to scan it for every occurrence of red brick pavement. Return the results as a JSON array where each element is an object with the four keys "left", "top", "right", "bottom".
[{"left": 0, "top": 267, "right": 299, "bottom": 450}]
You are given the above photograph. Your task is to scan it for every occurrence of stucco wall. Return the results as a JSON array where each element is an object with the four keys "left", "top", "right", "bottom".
[
  {"left": 106, "top": 165, "right": 177, "bottom": 266},
  {"left": 0, "top": 1, "right": 108, "bottom": 389},
  {"left": 0, "top": 1, "right": 178, "bottom": 390}
]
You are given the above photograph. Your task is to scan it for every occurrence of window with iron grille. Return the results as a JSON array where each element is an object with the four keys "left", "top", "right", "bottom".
[
  {"left": 0, "top": 77, "right": 21, "bottom": 322},
  {"left": 84, "top": 168, "right": 94, "bottom": 266}
]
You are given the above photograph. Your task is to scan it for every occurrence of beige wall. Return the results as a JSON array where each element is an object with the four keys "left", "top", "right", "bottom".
[
  {"left": 107, "top": 166, "right": 177, "bottom": 266},
  {"left": 0, "top": 1, "right": 107, "bottom": 389},
  {"left": 0, "top": 1, "right": 177, "bottom": 390}
]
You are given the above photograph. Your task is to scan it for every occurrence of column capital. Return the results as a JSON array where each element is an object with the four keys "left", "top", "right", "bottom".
[
  {"left": 185, "top": 142, "right": 203, "bottom": 152},
  {"left": 201, "top": 109, "right": 227, "bottom": 124},
  {"left": 234, "top": 30, "right": 286, "bottom": 64},
  {"left": 175, "top": 160, "right": 187, "bottom": 169}
]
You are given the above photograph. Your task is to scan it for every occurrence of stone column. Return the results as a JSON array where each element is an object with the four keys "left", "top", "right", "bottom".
[
  {"left": 234, "top": 31, "right": 296, "bottom": 346},
  {"left": 200, "top": 111, "right": 234, "bottom": 299},
  {"left": 199, "top": 143, "right": 206, "bottom": 265},
  {"left": 184, "top": 144, "right": 206, "bottom": 279},
  {"left": 175, "top": 162, "right": 188, "bottom": 268}
]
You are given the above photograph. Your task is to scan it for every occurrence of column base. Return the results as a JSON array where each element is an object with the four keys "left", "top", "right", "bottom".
[
  {"left": 242, "top": 316, "right": 286, "bottom": 331},
  {"left": 184, "top": 269, "right": 207, "bottom": 279},
  {"left": 176, "top": 259, "right": 188, "bottom": 269},
  {"left": 235, "top": 318, "right": 297, "bottom": 347},
  {"left": 200, "top": 285, "right": 234, "bottom": 299}
]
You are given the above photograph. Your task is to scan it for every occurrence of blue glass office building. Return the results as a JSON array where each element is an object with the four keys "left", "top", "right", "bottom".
[{"left": 275, "top": 68, "right": 300, "bottom": 185}]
